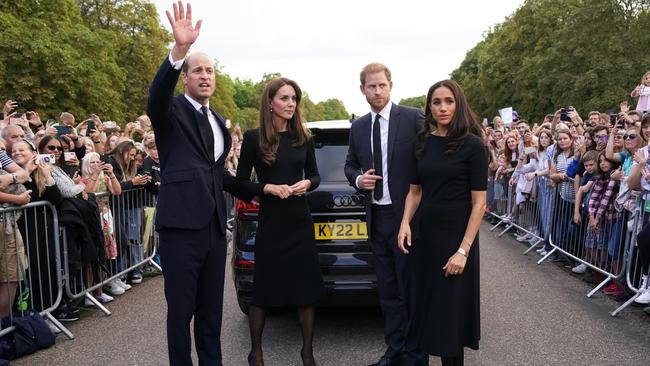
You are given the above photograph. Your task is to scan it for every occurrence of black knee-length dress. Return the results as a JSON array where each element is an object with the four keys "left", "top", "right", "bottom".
[
  {"left": 410, "top": 134, "right": 487, "bottom": 356},
  {"left": 236, "top": 129, "right": 325, "bottom": 306}
]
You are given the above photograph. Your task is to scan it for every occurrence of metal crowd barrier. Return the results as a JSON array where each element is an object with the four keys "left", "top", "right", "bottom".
[
  {"left": 612, "top": 194, "right": 650, "bottom": 316},
  {"left": 539, "top": 177, "right": 629, "bottom": 299},
  {"left": 488, "top": 173, "right": 547, "bottom": 253},
  {"left": 484, "top": 172, "right": 650, "bottom": 316},
  {"left": 62, "top": 188, "right": 160, "bottom": 317},
  {"left": 0, "top": 202, "right": 73, "bottom": 340}
]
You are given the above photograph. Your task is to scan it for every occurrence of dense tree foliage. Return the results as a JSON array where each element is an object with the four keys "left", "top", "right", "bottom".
[
  {"left": 399, "top": 96, "right": 426, "bottom": 111},
  {"left": 448, "top": 0, "right": 650, "bottom": 123},
  {"left": 0, "top": 0, "right": 348, "bottom": 127}
]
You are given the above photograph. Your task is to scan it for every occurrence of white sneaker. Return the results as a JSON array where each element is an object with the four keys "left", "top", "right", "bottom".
[
  {"left": 572, "top": 263, "right": 588, "bottom": 274},
  {"left": 95, "top": 293, "right": 114, "bottom": 303},
  {"left": 528, "top": 236, "right": 541, "bottom": 244},
  {"left": 516, "top": 234, "right": 532, "bottom": 242},
  {"left": 84, "top": 297, "right": 96, "bottom": 306},
  {"left": 539, "top": 250, "right": 548, "bottom": 256},
  {"left": 104, "top": 279, "right": 125, "bottom": 295},
  {"left": 536, "top": 247, "right": 546, "bottom": 253},
  {"left": 117, "top": 278, "right": 132, "bottom": 291},
  {"left": 635, "top": 290, "right": 650, "bottom": 304}
]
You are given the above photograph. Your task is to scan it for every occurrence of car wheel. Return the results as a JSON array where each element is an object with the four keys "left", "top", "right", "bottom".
[{"left": 237, "top": 298, "right": 250, "bottom": 315}]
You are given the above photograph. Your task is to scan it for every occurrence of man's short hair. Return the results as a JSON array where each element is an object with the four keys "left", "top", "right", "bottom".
[
  {"left": 360, "top": 63, "right": 391, "bottom": 85},
  {"left": 181, "top": 52, "right": 213, "bottom": 74},
  {"left": 588, "top": 111, "right": 601, "bottom": 117},
  {"left": 628, "top": 110, "right": 642, "bottom": 119}
]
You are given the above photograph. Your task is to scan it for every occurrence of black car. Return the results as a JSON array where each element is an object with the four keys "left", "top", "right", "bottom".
[{"left": 231, "top": 120, "right": 377, "bottom": 314}]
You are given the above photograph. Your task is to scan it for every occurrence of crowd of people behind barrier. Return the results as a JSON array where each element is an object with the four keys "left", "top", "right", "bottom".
[
  {"left": 0, "top": 100, "right": 225, "bottom": 347},
  {"left": 484, "top": 69, "right": 650, "bottom": 315}
]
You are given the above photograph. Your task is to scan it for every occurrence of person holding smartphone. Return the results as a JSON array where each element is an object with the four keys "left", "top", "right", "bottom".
[
  {"left": 81, "top": 152, "right": 126, "bottom": 295},
  {"left": 105, "top": 140, "right": 151, "bottom": 284}
]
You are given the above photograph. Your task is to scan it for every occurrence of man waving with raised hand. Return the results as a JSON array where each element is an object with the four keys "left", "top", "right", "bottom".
[{"left": 148, "top": 2, "right": 261, "bottom": 365}]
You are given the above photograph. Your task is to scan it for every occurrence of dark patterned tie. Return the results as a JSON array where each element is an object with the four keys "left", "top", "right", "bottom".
[
  {"left": 200, "top": 106, "right": 215, "bottom": 161},
  {"left": 372, "top": 113, "right": 383, "bottom": 201}
]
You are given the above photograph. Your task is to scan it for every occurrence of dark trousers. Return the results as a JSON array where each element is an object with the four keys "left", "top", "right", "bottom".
[
  {"left": 159, "top": 217, "right": 226, "bottom": 366},
  {"left": 371, "top": 205, "right": 423, "bottom": 362}
]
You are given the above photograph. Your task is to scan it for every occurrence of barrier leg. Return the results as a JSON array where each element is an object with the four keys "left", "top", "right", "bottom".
[
  {"left": 610, "top": 292, "right": 643, "bottom": 317},
  {"left": 84, "top": 292, "right": 111, "bottom": 316},
  {"left": 490, "top": 219, "right": 505, "bottom": 231},
  {"left": 537, "top": 247, "right": 556, "bottom": 265},
  {"left": 523, "top": 238, "right": 542, "bottom": 255},
  {"left": 498, "top": 223, "right": 514, "bottom": 237},
  {"left": 587, "top": 275, "right": 612, "bottom": 298},
  {"left": 43, "top": 311, "right": 74, "bottom": 340}
]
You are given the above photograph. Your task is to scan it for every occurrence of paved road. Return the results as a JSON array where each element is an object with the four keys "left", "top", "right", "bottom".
[{"left": 15, "top": 223, "right": 650, "bottom": 365}]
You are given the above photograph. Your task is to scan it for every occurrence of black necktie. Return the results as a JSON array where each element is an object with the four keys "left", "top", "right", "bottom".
[
  {"left": 200, "top": 106, "right": 215, "bottom": 161},
  {"left": 372, "top": 113, "right": 383, "bottom": 201}
]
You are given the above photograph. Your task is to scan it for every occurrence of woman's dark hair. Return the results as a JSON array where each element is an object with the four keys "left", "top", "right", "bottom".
[
  {"left": 111, "top": 140, "right": 137, "bottom": 181},
  {"left": 37, "top": 135, "right": 56, "bottom": 154},
  {"left": 417, "top": 79, "right": 483, "bottom": 156},
  {"left": 258, "top": 77, "right": 311, "bottom": 165}
]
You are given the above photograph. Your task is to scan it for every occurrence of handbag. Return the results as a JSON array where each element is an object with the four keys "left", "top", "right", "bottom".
[{"left": 0, "top": 310, "right": 55, "bottom": 360}]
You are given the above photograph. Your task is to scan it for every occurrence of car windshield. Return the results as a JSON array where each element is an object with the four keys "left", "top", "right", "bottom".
[{"left": 311, "top": 128, "right": 349, "bottom": 182}]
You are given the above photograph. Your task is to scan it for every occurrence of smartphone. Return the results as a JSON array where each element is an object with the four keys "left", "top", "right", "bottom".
[
  {"left": 64, "top": 152, "right": 76, "bottom": 161},
  {"left": 524, "top": 146, "right": 537, "bottom": 155},
  {"left": 35, "top": 154, "right": 56, "bottom": 165},
  {"left": 55, "top": 125, "right": 73, "bottom": 136},
  {"left": 86, "top": 120, "right": 96, "bottom": 136}
]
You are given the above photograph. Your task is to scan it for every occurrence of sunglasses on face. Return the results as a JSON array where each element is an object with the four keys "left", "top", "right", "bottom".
[
  {"left": 623, "top": 134, "right": 637, "bottom": 140},
  {"left": 47, "top": 145, "right": 63, "bottom": 151},
  {"left": 614, "top": 135, "right": 624, "bottom": 139}
]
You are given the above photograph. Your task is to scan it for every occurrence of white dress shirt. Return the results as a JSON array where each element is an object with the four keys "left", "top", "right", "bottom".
[
  {"left": 168, "top": 53, "right": 224, "bottom": 161},
  {"left": 356, "top": 102, "right": 392, "bottom": 205}
]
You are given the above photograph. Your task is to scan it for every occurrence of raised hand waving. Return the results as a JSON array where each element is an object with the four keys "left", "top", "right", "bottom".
[{"left": 166, "top": 1, "right": 202, "bottom": 59}]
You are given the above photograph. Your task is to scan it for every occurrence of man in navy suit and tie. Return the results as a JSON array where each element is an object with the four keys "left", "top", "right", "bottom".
[
  {"left": 147, "top": 2, "right": 260, "bottom": 365},
  {"left": 345, "top": 63, "right": 427, "bottom": 366}
]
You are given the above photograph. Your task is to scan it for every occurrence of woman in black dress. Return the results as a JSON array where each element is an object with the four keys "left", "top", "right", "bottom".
[
  {"left": 236, "top": 77, "right": 325, "bottom": 366},
  {"left": 397, "top": 80, "right": 487, "bottom": 366}
]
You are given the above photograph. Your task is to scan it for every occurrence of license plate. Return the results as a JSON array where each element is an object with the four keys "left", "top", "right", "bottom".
[{"left": 314, "top": 222, "right": 368, "bottom": 240}]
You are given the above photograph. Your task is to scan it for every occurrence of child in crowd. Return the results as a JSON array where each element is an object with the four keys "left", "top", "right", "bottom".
[
  {"left": 572, "top": 151, "right": 599, "bottom": 274},
  {"left": 587, "top": 153, "right": 624, "bottom": 296},
  {"left": 631, "top": 70, "right": 650, "bottom": 112}
]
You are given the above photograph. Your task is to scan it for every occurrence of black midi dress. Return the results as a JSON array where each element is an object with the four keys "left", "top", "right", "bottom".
[
  {"left": 236, "top": 129, "right": 325, "bottom": 306},
  {"left": 410, "top": 134, "right": 487, "bottom": 356}
]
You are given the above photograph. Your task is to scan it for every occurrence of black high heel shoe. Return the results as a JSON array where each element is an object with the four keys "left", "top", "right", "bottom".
[
  {"left": 248, "top": 352, "right": 264, "bottom": 366},
  {"left": 301, "top": 349, "right": 317, "bottom": 366}
]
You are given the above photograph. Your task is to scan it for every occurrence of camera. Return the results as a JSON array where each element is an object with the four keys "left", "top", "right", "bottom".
[
  {"left": 35, "top": 154, "right": 55, "bottom": 165},
  {"left": 560, "top": 106, "right": 575, "bottom": 122}
]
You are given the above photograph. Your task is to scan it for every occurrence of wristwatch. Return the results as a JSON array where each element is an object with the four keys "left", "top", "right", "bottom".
[{"left": 457, "top": 248, "right": 468, "bottom": 257}]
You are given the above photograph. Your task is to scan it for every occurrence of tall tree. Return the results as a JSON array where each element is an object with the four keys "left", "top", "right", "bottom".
[{"left": 451, "top": 0, "right": 650, "bottom": 123}]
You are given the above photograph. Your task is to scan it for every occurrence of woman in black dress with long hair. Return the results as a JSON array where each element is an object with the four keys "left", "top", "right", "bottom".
[
  {"left": 397, "top": 80, "right": 487, "bottom": 366},
  {"left": 236, "top": 77, "right": 325, "bottom": 366}
]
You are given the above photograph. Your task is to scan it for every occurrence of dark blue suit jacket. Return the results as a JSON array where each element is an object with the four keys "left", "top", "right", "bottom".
[
  {"left": 147, "top": 58, "right": 258, "bottom": 234},
  {"left": 344, "top": 103, "right": 423, "bottom": 237}
]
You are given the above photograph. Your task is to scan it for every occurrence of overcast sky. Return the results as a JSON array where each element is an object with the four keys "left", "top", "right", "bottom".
[{"left": 149, "top": 0, "right": 525, "bottom": 117}]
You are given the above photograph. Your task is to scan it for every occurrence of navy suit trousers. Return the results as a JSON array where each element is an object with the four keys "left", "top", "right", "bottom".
[{"left": 159, "top": 217, "right": 226, "bottom": 366}]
